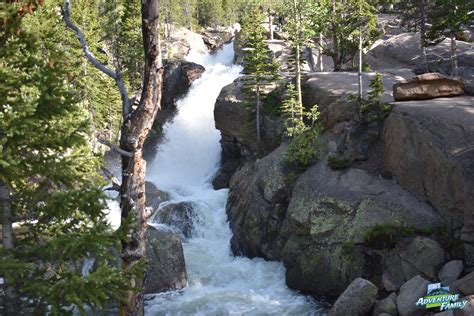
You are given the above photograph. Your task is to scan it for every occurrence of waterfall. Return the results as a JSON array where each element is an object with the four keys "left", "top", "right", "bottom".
[{"left": 145, "top": 43, "right": 325, "bottom": 315}]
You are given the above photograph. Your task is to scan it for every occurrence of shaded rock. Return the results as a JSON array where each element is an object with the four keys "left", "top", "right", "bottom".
[
  {"left": 212, "top": 159, "right": 242, "bottom": 190},
  {"left": 451, "top": 272, "right": 474, "bottom": 296},
  {"left": 200, "top": 29, "right": 233, "bottom": 52},
  {"left": 281, "top": 163, "right": 443, "bottom": 298},
  {"left": 382, "top": 250, "right": 407, "bottom": 292},
  {"left": 396, "top": 275, "right": 430, "bottom": 316},
  {"left": 152, "top": 202, "right": 196, "bottom": 238},
  {"left": 399, "top": 237, "right": 445, "bottom": 280},
  {"left": 145, "top": 181, "right": 169, "bottom": 210},
  {"left": 393, "top": 73, "right": 464, "bottom": 101},
  {"left": 162, "top": 60, "right": 205, "bottom": 111},
  {"left": 372, "top": 292, "right": 398, "bottom": 316},
  {"left": 459, "top": 295, "right": 474, "bottom": 315},
  {"left": 329, "top": 278, "right": 378, "bottom": 316},
  {"left": 438, "top": 260, "right": 464, "bottom": 285},
  {"left": 144, "top": 227, "right": 187, "bottom": 294},
  {"left": 213, "top": 78, "right": 284, "bottom": 188},
  {"left": 227, "top": 145, "right": 291, "bottom": 260},
  {"left": 383, "top": 96, "right": 474, "bottom": 265}
]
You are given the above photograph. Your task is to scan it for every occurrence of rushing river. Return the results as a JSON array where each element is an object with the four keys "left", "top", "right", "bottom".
[{"left": 144, "top": 43, "right": 325, "bottom": 315}]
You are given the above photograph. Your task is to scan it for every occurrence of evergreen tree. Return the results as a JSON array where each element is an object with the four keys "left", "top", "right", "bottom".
[
  {"left": 0, "top": 2, "right": 132, "bottom": 313},
  {"left": 427, "top": 0, "right": 473, "bottom": 77},
  {"left": 242, "top": 5, "right": 280, "bottom": 143}
]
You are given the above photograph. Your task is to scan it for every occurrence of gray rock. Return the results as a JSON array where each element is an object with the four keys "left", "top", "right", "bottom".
[
  {"left": 329, "top": 278, "right": 378, "bottom": 316},
  {"left": 227, "top": 145, "right": 291, "bottom": 260},
  {"left": 372, "top": 292, "right": 398, "bottom": 316},
  {"left": 282, "top": 163, "right": 443, "bottom": 297},
  {"left": 438, "top": 260, "right": 464, "bottom": 285},
  {"left": 162, "top": 60, "right": 205, "bottom": 111},
  {"left": 144, "top": 227, "right": 187, "bottom": 294},
  {"left": 145, "top": 181, "right": 169, "bottom": 210},
  {"left": 152, "top": 202, "right": 197, "bottom": 238},
  {"left": 399, "top": 237, "right": 445, "bottom": 280},
  {"left": 396, "top": 275, "right": 430, "bottom": 316},
  {"left": 383, "top": 96, "right": 474, "bottom": 265},
  {"left": 451, "top": 272, "right": 474, "bottom": 296}
]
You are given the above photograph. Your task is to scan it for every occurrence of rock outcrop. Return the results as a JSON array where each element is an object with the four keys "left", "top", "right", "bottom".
[
  {"left": 161, "top": 61, "right": 205, "bottom": 111},
  {"left": 393, "top": 73, "right": 464, "bottom": 101},
  {"left": 152, "top": 202, "right": 197, "bottom": 238},
  {"left": 383, "top": 96, "right": 474, "bottom": 265},
  {"left": 145, "top": 181, "right": 169, "bottom": 210},
  {"left": 396, "top": 275, "right": 430, "bottom": 316},
  {"left": 438, "top": 260, "right": 464, "bottom": 285},
  {"left": 144, "top": 227, "right": 187, "bottom": 294},
  {"left": 213, "top": 78, "right": 285, "bottom": 189}
]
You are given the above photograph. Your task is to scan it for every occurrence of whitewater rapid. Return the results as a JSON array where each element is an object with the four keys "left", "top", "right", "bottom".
[{"left": 144, "top": 43, "right": 325, "bottom": 315}]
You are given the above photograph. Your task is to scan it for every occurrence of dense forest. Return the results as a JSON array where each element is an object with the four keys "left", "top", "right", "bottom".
[{"left": 1, "top": 0, "right": 473, "bottom": 315}]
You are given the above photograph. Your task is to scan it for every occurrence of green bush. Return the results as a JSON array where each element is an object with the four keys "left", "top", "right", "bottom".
[
  {"left": 286, "top": 125, "right": 323, "bottom": 168},
  {"left": 328, "top": 156, "right": 352, "bottom": 170},
  {"left": 363, "top": 224, "right": 404, "bottom": 249}
]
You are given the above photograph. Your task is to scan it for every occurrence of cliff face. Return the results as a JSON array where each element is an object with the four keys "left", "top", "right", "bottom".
[{"left": 214, "top": 72, "right": 474, "bottom": 301}]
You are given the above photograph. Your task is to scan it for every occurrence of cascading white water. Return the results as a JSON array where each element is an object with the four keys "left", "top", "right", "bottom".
[{"left": 145, "top": 43, "right": 326, "bottom": 315}]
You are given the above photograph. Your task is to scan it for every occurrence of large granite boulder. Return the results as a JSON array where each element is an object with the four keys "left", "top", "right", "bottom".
[
  {"left": 372, "top": 292, "right": 398, "bottom": 316},
  {"left": 383, "top": 96, "right": 474, "bottom": 265},
  {"left": 329, "top": 278, "right": 378, "bottom": 316},
  {"left": 161, "top": 61, "right": 205, "bottom": 111},
  {"left": 227, "top": 145, "right": 291, "bottom": 260},
  {"left": 152, "top": 202, "right": 197, "bottom": 238},
  {"left": 162, "top": 27, "right": 208, "bottom": 59},
  {"left": 393, "top": 73, "right": 464, "bottom": 101},
  {"left": 396, "top": 275, "right": 430, "bottom": 316},
  {"left": 280, "top": 163, "right": 443, "bottom": 298},
  {"left": 145, "top": 181, "right": 169, "bottom": 210},
  {"left": 200, "top": 29, "right": 233, "bottom": 52},
  {"left": 438, "top": 260, "right": 464, "bottom": 285},
  {"left": 144, "top": 227, "right": 187, "bottom": 294},
  {"left": 213, "top": 78, "right": 285, "bottom": 189}
]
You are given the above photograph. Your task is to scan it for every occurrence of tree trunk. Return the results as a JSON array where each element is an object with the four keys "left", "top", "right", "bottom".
[
  {"left": 256, "top": 85, "right": 261, "bottom": 143},
  {"left": 358, "top": 27, "right": 363, "bottom": 101},
  {"left": 119, "top": 1, "right": 163, "bottom": 315},
  {"left": 451, "top": 35, "right": 458, "bottom": 77},
  {"left": 1, "top": 181, "right": 17, "bottom": 314},
  {"left": 295, "top": 43, "right": 303, "bottom": 110},
  {"left": 318, "top": 33, "right": 324, "bottom": 72},
  {"left": 420, "top": 0, "right": 429, "bottom": 72},
  {"left": 269, "top": 14, "right": 273, "bottom": 40}
]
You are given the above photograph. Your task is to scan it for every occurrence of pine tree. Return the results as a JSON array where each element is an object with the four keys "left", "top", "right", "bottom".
[
  {"left": 0, "top": 2, "right": 132, "bottom": 313},
  {"left": 427, "top": 0, "right": 473, "bottom": 77},
  {"left": 242, "top": 5, "right": 280, "bottom": 143}
]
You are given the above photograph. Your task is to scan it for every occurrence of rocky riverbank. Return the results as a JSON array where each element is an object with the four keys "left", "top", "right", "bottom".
[{"left": 214, "top": 64, "right": 474, "bottom": 313}]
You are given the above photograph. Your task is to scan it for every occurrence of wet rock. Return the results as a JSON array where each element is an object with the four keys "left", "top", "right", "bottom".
[
  {"left": 227, "top": 145, "right": 291, "bottom": 260},
  {"left": 145, "top": 181, "right": 169, "bottom": 210},
  {"left": 200, "top": 29, "right": 233, "bottom": 52},
  {"left": 153, "top": 202, "right": 196, "bottom": 238},
  {"left": 393, "top": 73, "right": 464, "bottom": 101},
  {"left": 329, "top": 278, "right": 378, "bottom": 316},
  {"left": 451, "top": 272, "right": 474, "bottom": 296},
  {"left": 396, "top": 275, "right": 430, "bottom": 316},
  {"left": 438, "top": 260, "right": 463, "bottom": 285},
  {"left": 212, "top": 159, "right": 242, "bottom": 190},
  {"left": 162, "top": 60, "right": 205, "bottom": 111},
  {"left": 372, "top": 292, "right": 398, "bottom": 316},
  {"left": 144, "top": 227, "right": 187, "bottom": 294},
  {"left": 383, "top": 96, "right": 474, "bottom": 265},
  {"left": 281, "top": 163, "right": 443, "bottom": 298}
]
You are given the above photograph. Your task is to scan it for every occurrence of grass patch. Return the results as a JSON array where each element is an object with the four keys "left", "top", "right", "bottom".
[{"left": 328, "top": 156, "right": 352, "bottom": 170}]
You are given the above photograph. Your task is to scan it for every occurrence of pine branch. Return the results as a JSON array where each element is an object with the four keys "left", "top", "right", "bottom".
[{"left": 62, "top": 0, "right": 131, "bottom": 118}]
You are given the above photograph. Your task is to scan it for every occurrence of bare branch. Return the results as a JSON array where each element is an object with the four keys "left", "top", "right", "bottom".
[
  {"left": 62, "top": 0, "right": 131, "bottom": 118},
  {"left": 99, "top": 139, "right": 134, "bottom": 158},
  {"left": 101, "top": 167, "right": 122, "bottom": 192}
]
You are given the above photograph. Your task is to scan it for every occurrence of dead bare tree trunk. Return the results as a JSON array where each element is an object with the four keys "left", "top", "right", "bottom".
[
  {"left": 451, "top": 35, "right": 458, "bottom": 77},
  {"left": 63, "top": 1, "right": 163, "bottom": 315},
  {"left": 119, "top": 1, "right": 163, "bottom": 314}
]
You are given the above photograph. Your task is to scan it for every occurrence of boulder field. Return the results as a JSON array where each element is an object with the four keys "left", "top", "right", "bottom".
[{"left": 213, "top": 70, "right": 474, "bottom": 313}]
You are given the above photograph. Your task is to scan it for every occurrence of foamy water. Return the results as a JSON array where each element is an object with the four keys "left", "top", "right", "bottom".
[{"left": 144, "top": 43, "right": 325, "bottom": 315}]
